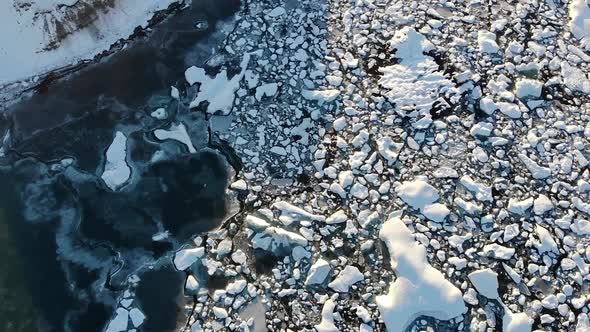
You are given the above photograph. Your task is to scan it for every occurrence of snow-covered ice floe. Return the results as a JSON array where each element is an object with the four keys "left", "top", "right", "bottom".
[
  {"left": 101, "top": 131, "right": 131, "bottom": 191},
  {"left": 377, "top": 216, "right": 466, "bottom": 331}
]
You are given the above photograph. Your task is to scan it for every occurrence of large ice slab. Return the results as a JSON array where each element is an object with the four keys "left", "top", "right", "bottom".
[
  {"left": 377, "top": 217, "right": 466, "bottom": 331},
  {"left": 101, "top": 131, "right": 131, "bottom": 191}
]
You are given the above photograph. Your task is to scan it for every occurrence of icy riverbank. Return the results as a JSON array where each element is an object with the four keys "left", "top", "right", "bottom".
[{"left": 0, "top": 0, "right": 184, "bottom": 104}]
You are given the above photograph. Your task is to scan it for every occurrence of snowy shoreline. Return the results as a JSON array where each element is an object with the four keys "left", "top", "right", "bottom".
[{"left": 0, "top": 0, "right": 186, "bottom": 107}]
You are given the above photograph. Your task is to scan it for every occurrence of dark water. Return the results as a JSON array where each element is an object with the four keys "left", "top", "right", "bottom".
[
  {"left": 0, "top": 0, "right": 241, "bottom": 331},
  {"left": 134, "top": 267, "right": 186, "bottom": 332}
]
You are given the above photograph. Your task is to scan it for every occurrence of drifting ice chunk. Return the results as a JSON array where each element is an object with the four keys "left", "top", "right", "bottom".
[
  {"left": 377, "top": 217, "right": 466, "bottom": 331},
  {"left": 101, "top": 131, "right": 131, "bottom": 191},
  {"left": 226, "top": 279, "right": 247, "bottom": 295},
  {"left": 230, "top": 179, "right": 248, "bottom": 190},
  {"left": 478, "top": 30, "right": 500, "bottom": 53},
  {"left": 421, "top": 203, "right": 450, "bottom": 222},
  {"left": 251, "top": 226, "right": 308, "bottom": 253},
  {"left": 267, "top": 6, "right": 286, "bottom": 17},
  {"left": 174, "top": 247, "right": 205, "bottom": 271},
  {"left": 515, "top": 79, "right": 542, "bottom": 99},
  {"left": 518, "top": 153, "right": 551, "bottom": 179},
  {"left": 302, "top": 89, "right": 340, "bottom": 104},
  {"left": 503, "top": 224, "right": 520, "bottom": 242},
  {"left": 154, "top": 122, "right": 197, "bottom": 153},
  {"left": 434, "top": 167, "right": 459, "bottom": 178},
  {"left": 185, "top": 54, "right": 250, "bottom": 114},
  {"left": 150, "top": 107, "right": 168, "bottom": 120},
  {"left": 507, "top": 197, "right": 534, "bottom": 215},
  {"left": 460, "top": 175, "right": 493, "bottom": 202},
  {"left": 315, "top": 299, "right": 338, "bottom": 332},
  {"left": 0, "top": 130, "right": 9, "bottom": 158},
  {"left": 106, "top": 308, "right": 129, "bottom": 332},
  {"left": 577, "top": 313, "right": 590, "bottom": 332},
  {"left": 333, "top": 117, "right": 347, "bottom": 131},
  {"left": 469, "top": 269, "right": 500, "bottom": 299},
  {"left": 504, "top": 311, "right": 533, "bottom": 332},
  {"left": 213, "top": 307, "right": 228, "bottom": 319},
  {"left": 129, "top": 308, "right": 146, "bottom": 328},
  {"left": 470, "top": 122, "right": 493, "bottom": 138},
  {"left": 534, "top": 225, "right": 559, "bottom": 254},
  {"left": 186, "top": 275, "right": 200, "bottom": 292},
  {"left": 305, "top": 258, "right": 331, "bottom": 286},
  {"left": 480, "top": 97, "right": 498, "bottom": 114},
  {"left": 533, "top": 195, "right": 553, "bottom": 215},
  {"left": 273, "top": 201, "right": 325, "bottom": 225},
  {"left": 170, "top": 86, "right": 180, "bottom": 99},
  {"left": 377, "top": 137, "right": 403, "bottom": 164},
  {"left": 568, "top": 0, "right": 590, "bottom": 41},
  {"left": 497, "top": 102, "right": 522, "bottom": 119},
  {"left": 255, "top": 83, "right": 278, "bottom": 100},
  {"left": 328, "top": 265, "right": 364, "bottom": 292},
  {"left": 350, "top": 183, "right": 369, "bottom": 199},
  {"left": 561, "top": 62, "right": 590, "bottom": 94},
  {"left": 395, "top": 179, "right": 440, "bottom": 210},
  {"left": 482, "top": 243, "right": 515, "bottom": 260},
  {"left": 326, "top": 210, "right": 348, "bottom": 224},
  {"left": 469, "top": 267, "right": 532, "bottom": 332}
]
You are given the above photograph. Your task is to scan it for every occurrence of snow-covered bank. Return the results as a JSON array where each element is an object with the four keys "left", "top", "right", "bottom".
[{"left": 0, "top": 0, "right": 181, "bottom": 89}]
